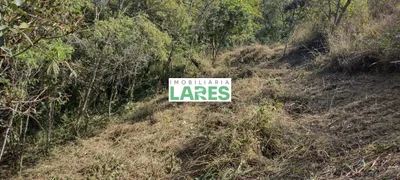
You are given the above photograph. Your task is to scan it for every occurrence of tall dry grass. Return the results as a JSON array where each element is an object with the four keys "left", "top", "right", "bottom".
[{"left": 291, "top": 0, "right": 400, "bottom": 71}]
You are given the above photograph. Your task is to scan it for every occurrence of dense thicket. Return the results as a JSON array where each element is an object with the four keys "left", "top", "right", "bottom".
[{"left": 0, "top": 0, "right": 398, "bottom": 172}]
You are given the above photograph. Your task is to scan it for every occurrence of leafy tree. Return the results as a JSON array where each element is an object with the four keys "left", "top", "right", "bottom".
[
  {"left": 203, "top": 0, "right": 261, "bottom": 59},
  {"left": 71, "top": 15, "right": 172, "bottom": 129},
  {"left": 257, "top": 0, "right": 290, "bottom": 43},
  {"left": 0, "top": 0, "right": 85, "bottom": 162}
]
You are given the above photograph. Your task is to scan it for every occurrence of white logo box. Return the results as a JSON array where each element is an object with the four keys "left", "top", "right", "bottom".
[{"left": 169, "top": 78, "right": 231, "bottom": 102}]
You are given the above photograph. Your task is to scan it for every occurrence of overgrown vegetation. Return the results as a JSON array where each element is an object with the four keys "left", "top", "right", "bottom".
[
  {"left": 290, "top": 0, "right": 400, "bottom": 71},
  {"left": 1, "top": 0, "right": 399, "bottom": 179}
]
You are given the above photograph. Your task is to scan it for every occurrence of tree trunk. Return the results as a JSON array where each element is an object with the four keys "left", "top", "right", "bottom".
[
  {"left": 45, "top": 101, "right": 54, "bottom": 152},
  {"left": 212, "top": 36, "right": 217, "bottom": 65},
  {"left": 77, "top": 59, "right": 100, "bottom": 135},
  {"left": 108, "top": 86, "right": 117, "bottom": 117},
  {"left": 0, "top": 104, "right": 18, "bottom": 161},
  {"left": 283, "top": 10, "right": 296, "bottom": 57},
  {"left": 330, "top": 0, "right": 351, "bottom": 33}
]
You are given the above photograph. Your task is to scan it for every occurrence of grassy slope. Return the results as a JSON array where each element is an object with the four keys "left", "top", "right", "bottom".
[{"left": 15, "top": 45, "right": 400, "bottom": 179}]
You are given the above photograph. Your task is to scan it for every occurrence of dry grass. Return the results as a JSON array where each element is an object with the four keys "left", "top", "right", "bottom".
[
  {"left": 18, "top": 101, "right": 205, "bottom": 179},
  {"left": 286, "top": 72, "right": 400, "bottom": 179},
  {"left": 210, "top": 44, "right": 285, "bottom": 79},
  {"left": 325, "top": 3, "right": 400, "bottom": 72},
  {"left": 12, "top": 44, "right": 400, "bottom": 179},
  {"left": 289, "top": 0, "right": 400, "bottom": 73}
]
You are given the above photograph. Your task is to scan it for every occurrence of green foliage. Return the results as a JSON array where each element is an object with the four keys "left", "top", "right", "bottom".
[
  {"left": 0, "top": 0, "right": 86, "bottom": 167},
  {"left": 140, "top": 0, "right": 193, "bottom": 38},
  {"left": 136, "top": 15, "right": 173, "bottom": 61},
  {"left": 71, "top": 14, "right": 172, "bottom": 113},
  {"left": 205, "top": 0, "right": 261, "bottom": 54},
  {"left": 90, "top": 15, "right": 171, "bottom": 61},
  {"left": 257, "top": 0, "right": 289, "bottom": 43},
  {"left": 2, "top": 0, "right": 399, "bottom": 176},
  {"left": 19, "top": 39, "right": 74, "bottom": 77},
  {"left": 0, "top": 0, "right": 86, "bottom": 55}
]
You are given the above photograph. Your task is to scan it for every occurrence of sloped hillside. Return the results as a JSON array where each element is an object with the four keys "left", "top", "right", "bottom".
[{"left": 14, "top": 45, "right": 400, "bottom": 179}]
